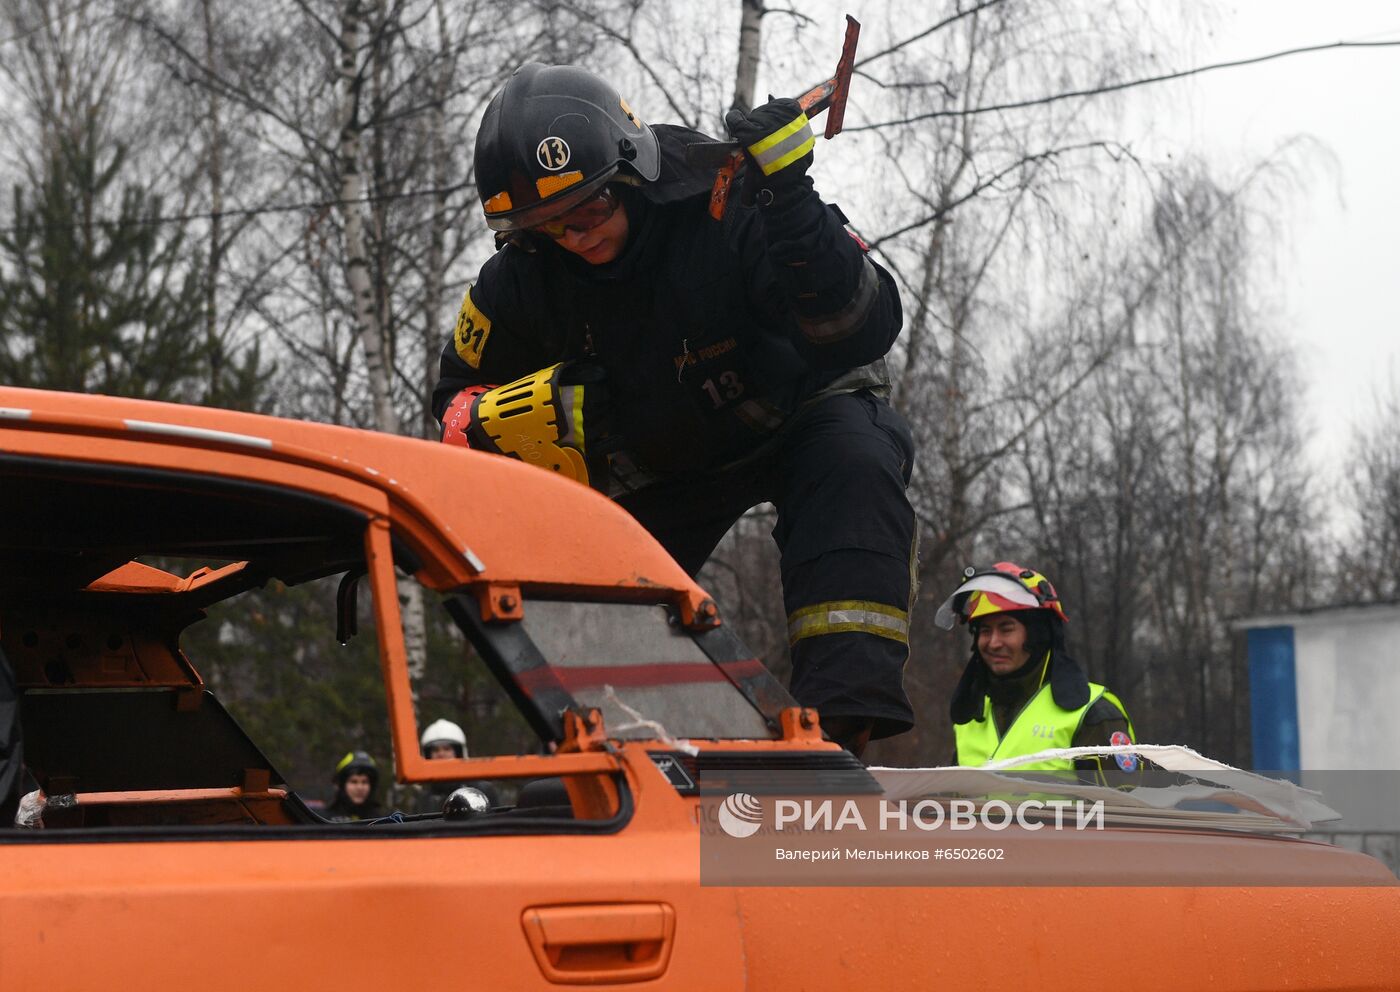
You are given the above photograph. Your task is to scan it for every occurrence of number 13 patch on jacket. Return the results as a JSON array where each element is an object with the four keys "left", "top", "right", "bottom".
[{"left": 453, "top": 287, "right": 492, "bottom": 369}]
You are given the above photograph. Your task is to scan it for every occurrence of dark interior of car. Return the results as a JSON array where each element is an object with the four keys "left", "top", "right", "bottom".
[{"left": 0, "top": 455, "right": 599, "bottom": 834}]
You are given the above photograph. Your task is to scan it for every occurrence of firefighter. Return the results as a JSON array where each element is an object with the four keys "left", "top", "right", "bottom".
[
  {"left": 414, "top": 718, "right": 499, "bottom": 812},
  {"left": 325, "top": 750, "right": 386, "bottom": 822},
  {"left": 432, "top": 64, "right": 916, "bottom": 755},
  {"left": 421, "top": 718, "right": 468, "bottom": 761},
  {"left": 934, "top": 562, "right": 1139, "bottom": 783}
]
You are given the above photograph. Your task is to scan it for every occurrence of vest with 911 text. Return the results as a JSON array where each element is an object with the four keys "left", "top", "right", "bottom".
[{"left": 954, "top": 682, "right": 1129, "bottom": 770}]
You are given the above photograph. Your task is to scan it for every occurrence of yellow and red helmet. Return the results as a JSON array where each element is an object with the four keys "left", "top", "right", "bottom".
[{"left": 933, "top": 561, "right": 1069, "bottom": 629}]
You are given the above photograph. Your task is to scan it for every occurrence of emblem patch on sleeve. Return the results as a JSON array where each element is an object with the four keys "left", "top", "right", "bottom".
[
  {"left": 1109, "top": 730, "right": 1138, "bottom": 772},
  {"left": 452, "top": 287, "right": 492, "bottom": 369}
]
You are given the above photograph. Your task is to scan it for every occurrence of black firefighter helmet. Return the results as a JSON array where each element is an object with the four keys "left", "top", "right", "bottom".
[
  {"left": 474, "top": 63, "right": 661, "bottom": 232},
  {"left": 333, "top": 750, "right": 379, "bottom": 790}
]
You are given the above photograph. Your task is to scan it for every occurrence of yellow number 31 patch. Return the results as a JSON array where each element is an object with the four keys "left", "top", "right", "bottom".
[{"left": 452, "top": 287, "right": 492, "bottom": 369}]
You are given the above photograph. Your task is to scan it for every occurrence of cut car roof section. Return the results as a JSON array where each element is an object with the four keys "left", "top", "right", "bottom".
[{"left": 0, "top": 387, "right": 708, "bottom": 613}]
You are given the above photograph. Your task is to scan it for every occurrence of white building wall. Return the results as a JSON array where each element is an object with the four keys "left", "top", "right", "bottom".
[{"left": 1292, "top": 606, "right": 1400, "bottom": 770}]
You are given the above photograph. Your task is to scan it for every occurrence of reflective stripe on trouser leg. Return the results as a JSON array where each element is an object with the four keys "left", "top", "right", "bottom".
[
  {"left": 774, "top": 394, "right": 918, "bottom": 739},
  {"left": 782, "top": 550, "right": 917, "bottom": 741},
  {"left": 788, "top": 600, "right": 909, "bottom": 646}
]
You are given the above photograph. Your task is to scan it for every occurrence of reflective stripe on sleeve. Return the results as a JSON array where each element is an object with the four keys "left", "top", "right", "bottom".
[
  {"left": 796, "top": 256, "right": 879, "bottom": 344},
  {"left": 787, "top": 600, "right": 910, "bottom": 646},
  {"left": 748, "top": 113, "right": 816, "bottom": 176},
  {"left": 734, "top": 398, "right": 787, "bottom": 433}
]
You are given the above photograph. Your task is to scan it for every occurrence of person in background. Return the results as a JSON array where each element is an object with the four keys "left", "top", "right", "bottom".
[
  {"left": 935, "top": 562, "right": 1139, "bottom": 785},
  {"left": 415, "top": 718, "right": 499, "bottom": 812},
  {"left": 325, "top": 750, "right": 386, "bottom": 822}
]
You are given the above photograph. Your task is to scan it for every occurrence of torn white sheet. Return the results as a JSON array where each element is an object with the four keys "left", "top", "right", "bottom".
[
  {"left": 984, "top": 742, "right": 1229, "bottom": 773},
  {"left": 870, "top": 744, "right": 1340, "bottom": 829}
]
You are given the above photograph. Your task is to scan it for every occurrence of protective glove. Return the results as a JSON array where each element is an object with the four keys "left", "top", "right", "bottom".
[
  {"left": 724, "top": 97, "right": 816, "bottom": 207},
  {"left": 441, "top": 384, "right": 494, "bottom": 449},
  {"left": 447, "top": 360, "right": 614, "bottom": 492}
]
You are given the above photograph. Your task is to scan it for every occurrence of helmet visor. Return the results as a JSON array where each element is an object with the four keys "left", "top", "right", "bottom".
[
  {"left": 933, "top": 574, "right": 1043, "bottom": 630},
  {"left": 482, "top": 168, "right": 617, "bottom": 232}
]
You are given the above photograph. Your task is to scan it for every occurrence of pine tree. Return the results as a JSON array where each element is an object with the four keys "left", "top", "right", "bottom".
[{"left": 0, "top": 119, "right": 227, "bottom": 402}]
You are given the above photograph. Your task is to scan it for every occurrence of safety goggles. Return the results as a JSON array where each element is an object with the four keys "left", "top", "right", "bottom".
[{"left": 527, "top": 187, "right": 619, "bottom": 240}]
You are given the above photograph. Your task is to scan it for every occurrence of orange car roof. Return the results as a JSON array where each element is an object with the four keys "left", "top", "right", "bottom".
[{"left": 0, "top": 386, "right": 708, "bottom": 614}]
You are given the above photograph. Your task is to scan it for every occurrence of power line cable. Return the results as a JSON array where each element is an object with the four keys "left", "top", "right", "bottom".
[
  {"left": 1, "top": 37, "right": 1396, "bottom": 231},
  {"left": 850, "top": 38, "right": 1400, "bottom": 132},
  {"left": 852, "top": 0, "right": 1006, "bottom": 70},
  {"left": 0, "top": 180, "right": 476, "bottom": 236}
]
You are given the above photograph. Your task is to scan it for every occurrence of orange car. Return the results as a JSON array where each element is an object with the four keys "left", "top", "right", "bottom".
[{"left": 1, "top": 385, "right": 1398, "bottom": 991}]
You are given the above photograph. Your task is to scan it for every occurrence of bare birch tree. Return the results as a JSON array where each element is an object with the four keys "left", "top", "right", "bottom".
[
  {"left": 1336, "top": 385, "right": 1400, "bottom": 603},
  {"left": 1004, "top": 161, "right": 1319, "bottom": 762},
  {"left": 10, "top": 0, "right": 1335, "bottom": 772}
]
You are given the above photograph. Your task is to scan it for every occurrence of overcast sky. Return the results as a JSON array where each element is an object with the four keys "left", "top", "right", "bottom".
[
  {"left": 810, "top": 1, "right": 1400, "bottom": 486},
  {"left": 1142, "top": 1, "right": 1400, "bottom": 477}
]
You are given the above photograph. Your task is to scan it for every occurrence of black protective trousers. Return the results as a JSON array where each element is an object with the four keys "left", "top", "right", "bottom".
[{"left": 617, "top": 390, "right": 917, "bottom": 740}]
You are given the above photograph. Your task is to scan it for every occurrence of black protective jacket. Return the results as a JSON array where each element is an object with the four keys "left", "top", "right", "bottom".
[
  {"left": 324, "top": 792, "right": 386, "bottom": 822},
  {"left": 433, "top": 125, "right": 902, "bottom": 481}
]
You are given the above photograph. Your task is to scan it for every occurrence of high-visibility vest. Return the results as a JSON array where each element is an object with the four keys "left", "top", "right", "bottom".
[{"left": 954, "top": 681, "right": 1133, "bottom": 771}]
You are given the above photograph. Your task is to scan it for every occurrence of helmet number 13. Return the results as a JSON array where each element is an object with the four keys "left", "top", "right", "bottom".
[{"left": 536, "top": 136, "right": 571, "bottom": 170}]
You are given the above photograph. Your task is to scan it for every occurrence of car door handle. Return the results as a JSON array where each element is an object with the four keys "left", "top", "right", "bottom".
[{"left": 522, "top": 903, "right": 676, "bottom": 985}]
